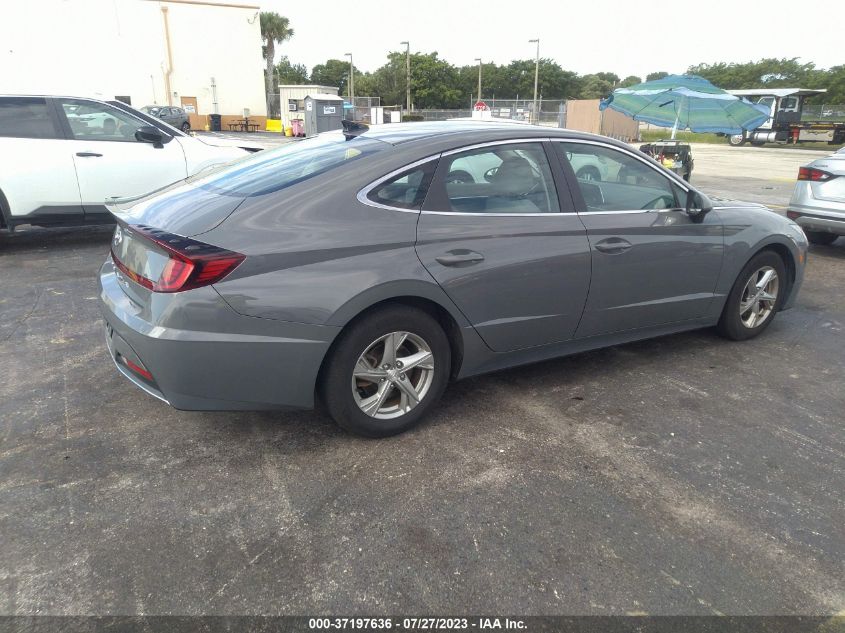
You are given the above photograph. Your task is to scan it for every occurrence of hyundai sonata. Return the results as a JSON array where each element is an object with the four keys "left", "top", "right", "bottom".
[{"left": 99, "top": 122, "right": 807, "bottom": 437}]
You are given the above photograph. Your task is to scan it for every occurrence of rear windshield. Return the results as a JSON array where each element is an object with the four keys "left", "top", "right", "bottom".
[{"left": 191, "top": 132, "right": 387, "bottom": 197}]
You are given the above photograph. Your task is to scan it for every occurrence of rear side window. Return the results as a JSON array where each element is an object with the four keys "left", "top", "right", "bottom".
[
  {"left": 436, "top": 143, "right": 559, "bottom": 214},
  {"left": 192, "top": 132, "right": 387, "bottom": 197},
  {"left": 0, "top": 97, "right": 59, "bottom": 139},
  {"left": 367, "top": 163, "right": 436, "bottom": 210}
]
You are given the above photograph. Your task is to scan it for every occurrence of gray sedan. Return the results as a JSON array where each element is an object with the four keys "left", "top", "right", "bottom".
[
  {"left": 787, "top": 146, "right": 845, "bottom": 245},
  {"left": 99, "top": 122, "right": 808, "bottom": 437},
  {"left": 140, "top": 105, "right": 190, "bottom": 132}
]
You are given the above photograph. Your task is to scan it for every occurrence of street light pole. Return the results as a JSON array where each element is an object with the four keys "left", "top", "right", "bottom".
[
  {"left": 345, "top": 52, "right": 354, "bottom": 111},
  {"left": 529, "top": 39, "right": 539, "bottom": 125},
  {"left": 475, "top": 58, "right": 482, "bottom": 103},
  {"left": 400, "top": 41, "right": 411, "bottom": 113}
]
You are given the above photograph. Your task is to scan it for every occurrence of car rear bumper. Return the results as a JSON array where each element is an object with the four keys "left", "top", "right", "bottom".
[
  {"left": 98, "top": 260, "right": 340, "bottom": 411},
  {"left": 787, "top": 207, "right": 845, "bottom": 236}
]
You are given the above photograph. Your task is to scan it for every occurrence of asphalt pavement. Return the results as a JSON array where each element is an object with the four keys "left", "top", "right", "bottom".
[{"left": 1, "top": 143, "right": 843, "bottom": 616}]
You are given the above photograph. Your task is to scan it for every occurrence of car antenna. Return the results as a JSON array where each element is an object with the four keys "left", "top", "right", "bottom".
[{"left": 341, "top": 119, "right": 369, "bottom": 140}]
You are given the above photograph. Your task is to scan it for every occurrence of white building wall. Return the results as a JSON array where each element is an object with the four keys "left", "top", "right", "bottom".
[{"left": 1, "top": 0, "right": 267, "bottom": 116}]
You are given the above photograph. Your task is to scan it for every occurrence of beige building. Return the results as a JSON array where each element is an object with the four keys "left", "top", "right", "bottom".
[{"left": 2, "top": 0, "right": 268, "bottom": 128}]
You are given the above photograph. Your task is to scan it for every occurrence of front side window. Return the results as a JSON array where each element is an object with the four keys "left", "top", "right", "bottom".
[
  {"left": 0, "top": 97, "right": 59, "bottom": 139},
  {"left": 60, "top": 99, "right": 146, "bottom": 142},
  {"left": 192, "top": 131, "right": 387, "bottom": 197},
  {"left": 367, "top": 163, "right": 436, "bottom": 210},
  {"left": 555, "top": 142, "right": 679, "bottom": 211},
  {"left": 437, "top": 143, "right": 559, "bottom": 213}
]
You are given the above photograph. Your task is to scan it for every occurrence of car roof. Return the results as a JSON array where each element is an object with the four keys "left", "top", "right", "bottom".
[{"left": 353, "top": 120, "right": 630, "bottom": 149}]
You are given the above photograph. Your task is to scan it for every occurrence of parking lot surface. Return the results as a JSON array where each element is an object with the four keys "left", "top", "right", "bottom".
[{"left": 1, "top": 143, "right": 843, "bottom": 615}]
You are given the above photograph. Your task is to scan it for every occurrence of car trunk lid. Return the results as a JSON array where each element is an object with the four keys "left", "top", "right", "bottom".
[{"left": 106, "top": 179, "right": 247, "bottom": 238}]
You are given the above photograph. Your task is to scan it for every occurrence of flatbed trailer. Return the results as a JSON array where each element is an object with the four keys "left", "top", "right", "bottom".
[{"left": 724, "top": 88, "right": 845, "bottom": 146}]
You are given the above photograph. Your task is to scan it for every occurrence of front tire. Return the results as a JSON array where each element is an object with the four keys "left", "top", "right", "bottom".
[
  {"left": 728, "top": 133, "right": 746, "bottom": 147},
  {"left": 805, "top": 231, "right": 838, "bottom": 246},
  {"left": 321, "top": 306, "right": 451, "bottom": 437},
  {"left": 181, "top": 122, "right": 191, "bottom": 132},
  {"left": 717, "top": 251, "right": 786, "bottom": 341}
]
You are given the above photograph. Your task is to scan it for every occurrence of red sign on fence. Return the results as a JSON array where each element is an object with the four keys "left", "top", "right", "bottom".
[{"left": 473, "top": 101, "right": 490, "bottom": 111}]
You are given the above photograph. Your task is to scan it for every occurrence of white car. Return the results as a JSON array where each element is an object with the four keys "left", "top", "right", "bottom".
[{"left": 0, "top": 95, "right": 258, "bottom": 232}]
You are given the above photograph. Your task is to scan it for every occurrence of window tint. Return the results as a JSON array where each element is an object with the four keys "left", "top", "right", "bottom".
[
  {"left": 60, "top": 99, "right": 145, "bottom": 142},
  {"left": 439, "top": 143, "right": 558, "bottom": 213},
  {"left": 0, "top": 97, "right": 59, "bottom": 139},
  {"left": 191, "top": 131, "right": 387, "bottom": 197},
  {"left": 555, "top": 142, "right": 679, "bottom": 212},
  {"left": 368, "top": 163, "right": 435, "bottom": 210}
]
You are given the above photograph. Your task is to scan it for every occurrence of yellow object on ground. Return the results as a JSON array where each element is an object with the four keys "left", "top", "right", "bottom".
[
  {"left": 265, "top": 119, "right": 282, "bottom": 133},
  {"left": 284, "top": 126, "right": 293, "bottom": 137}
]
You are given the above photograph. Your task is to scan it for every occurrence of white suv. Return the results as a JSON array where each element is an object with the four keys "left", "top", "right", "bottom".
[{"left": 0, "top": 95, "right": 256, "bottom": 232}]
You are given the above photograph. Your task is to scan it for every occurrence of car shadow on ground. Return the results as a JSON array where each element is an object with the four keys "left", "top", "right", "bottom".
[
  {"left": 808, "top": 240, "right": 845, "bottom": 259},
  {"left": 0, "top": 225, "right": 114, "bottom": 252},
  {"left": 196, "top": 325, "right": 738, "bottom": 445}
]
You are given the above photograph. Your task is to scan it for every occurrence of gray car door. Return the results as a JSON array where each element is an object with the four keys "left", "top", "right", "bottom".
[
  {"left": 553, "top": 140, "right": 724, "bottom": 338},
  {"left": 415, "top": 140, "right": 592, "bottom": 353}
]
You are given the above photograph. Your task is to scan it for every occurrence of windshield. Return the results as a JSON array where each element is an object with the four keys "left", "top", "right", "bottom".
[{"left": 190, "top": 132, "right": 387, "bottom": 196}]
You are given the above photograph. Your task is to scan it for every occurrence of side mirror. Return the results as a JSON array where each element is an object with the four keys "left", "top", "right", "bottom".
[
  {"left": 135, "top": 125, "right": 165, "bottom": 149},
  {"left": 686, "top": 189, "right": 713, "bottom": 222}
]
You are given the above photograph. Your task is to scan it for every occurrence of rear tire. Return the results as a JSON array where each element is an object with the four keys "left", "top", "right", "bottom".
[
  {"left": 321, "top": 306, "right": 451, "bottom": 438},
  {"left": 805, "top": 231, "right": 838, "bottom": 246},
  {"left": 717, "top": 250, "right": 786, "bottom": 341}
]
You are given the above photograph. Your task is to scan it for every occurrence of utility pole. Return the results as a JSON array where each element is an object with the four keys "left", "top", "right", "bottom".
[
  {"left": 529, "top": 39, "right": 539, "bottom": 125},
  {"left": 400, "top": 41, "right": 411, "bottom": 113},
  {"left": 345, "top": 52, "right": 354, "bottom": 112},
  {"left": 475, "top": 58, "right": 482, "bottom": 102}
]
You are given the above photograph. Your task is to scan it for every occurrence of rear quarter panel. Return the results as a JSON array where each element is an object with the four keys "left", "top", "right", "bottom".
[{"left": 202, "top": 150, "right": 472, "bottom": 330}]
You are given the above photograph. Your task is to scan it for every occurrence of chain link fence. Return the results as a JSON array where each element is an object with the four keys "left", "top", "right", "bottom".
[{"left": 409, "top": 99, "right": 566, "bottom": 127}]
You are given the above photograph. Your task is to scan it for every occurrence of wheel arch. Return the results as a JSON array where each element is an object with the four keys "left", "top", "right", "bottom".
[
  {"left": 318, "top": 287, "right": 469, "bottom": 398},
  {"left": 746, "top": 239, "right": 798, "bottom": 307}
]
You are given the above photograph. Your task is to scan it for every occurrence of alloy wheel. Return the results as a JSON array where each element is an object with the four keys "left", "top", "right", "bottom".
[
  {"left": 739, "top": 266, "right": 779, "bottom": 328},
  {"left": 351, "top": 331, "right": 435, "bottom": 420}
]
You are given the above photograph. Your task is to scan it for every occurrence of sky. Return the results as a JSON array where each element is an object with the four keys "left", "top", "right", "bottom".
[{"left": 261, "top": 0, "right": 841, "bottom": 79}]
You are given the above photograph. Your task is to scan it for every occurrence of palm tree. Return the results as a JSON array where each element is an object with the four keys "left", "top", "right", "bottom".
[{"left": 260, "top": 12, "right": 294, "bottom": 110}]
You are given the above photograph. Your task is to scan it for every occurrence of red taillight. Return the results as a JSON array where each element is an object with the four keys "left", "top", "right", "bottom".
[
  {"left": 110, "top": 224, "right": 245, "bottom": 293},
  {"left": 798, "top": 166, "right": 834, "bottom": 182},
  {"left": 786, "top": 210, "right": 801, "bottom": 220}
]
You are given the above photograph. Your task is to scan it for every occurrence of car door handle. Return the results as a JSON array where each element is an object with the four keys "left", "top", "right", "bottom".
[
  {"left": 435, "top": 250, "right": 485, "bottom": 266},
  {"left": 594, "top": 237, "right": 632, "bottom": 254},
  {"left": 75, "top": 152, "right": 103, "bottom": 157}
]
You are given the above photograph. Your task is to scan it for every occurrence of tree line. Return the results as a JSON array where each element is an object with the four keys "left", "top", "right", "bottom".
[{"left": 260, "top": 13, "right": 845, "bottom": 109}]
